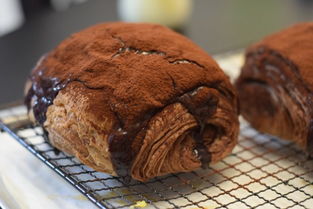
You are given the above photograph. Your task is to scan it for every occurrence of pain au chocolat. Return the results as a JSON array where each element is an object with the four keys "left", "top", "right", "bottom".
[
  {"left": 236, "top": 22, "right": 313, "bottom": 156},
  {"left": 25, "top": 22, "right": 239, "bottom": 181}
]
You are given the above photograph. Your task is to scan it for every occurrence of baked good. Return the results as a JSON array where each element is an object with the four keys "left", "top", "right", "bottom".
[
  {"left": 236, "top": 22, "right": 313, "bottom": 156},
  {"left": 25, "top": 22, "right": 239, "bottom": 181}
]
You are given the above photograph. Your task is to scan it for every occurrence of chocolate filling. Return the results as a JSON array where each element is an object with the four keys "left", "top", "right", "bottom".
[
  {"left": 25, "top": 73, "right": 69, "bottom": 125},
  {"left": 177, "top": 88, "right": 218, "bottom": 167}
]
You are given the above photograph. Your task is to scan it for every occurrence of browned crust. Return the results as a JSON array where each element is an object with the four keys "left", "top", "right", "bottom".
[{"left": 26, "top": 22, "right": 239, "bottom": 181}]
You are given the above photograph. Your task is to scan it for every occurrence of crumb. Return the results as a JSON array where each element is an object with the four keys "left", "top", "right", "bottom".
[{"left": 130, "top": 200, "right": 148, "bottom": 208}]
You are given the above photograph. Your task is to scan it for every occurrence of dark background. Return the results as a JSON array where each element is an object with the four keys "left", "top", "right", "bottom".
[{"left": 1, "top": 0, "right": 313, "bottom": 104}]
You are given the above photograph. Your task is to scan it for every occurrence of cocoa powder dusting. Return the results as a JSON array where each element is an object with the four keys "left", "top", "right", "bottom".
[{"left": 25, "top": 22, "right": 237, "bottom": 175}]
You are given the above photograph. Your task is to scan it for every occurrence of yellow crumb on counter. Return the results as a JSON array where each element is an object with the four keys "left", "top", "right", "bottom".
[{"left": 129, "top": 200, "right": 148, "bottom": 208}]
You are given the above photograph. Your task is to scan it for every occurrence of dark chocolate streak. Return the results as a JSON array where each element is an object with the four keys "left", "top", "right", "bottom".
[
  {"left": 306, "top": 94, "right": 313, "bottom": 157},
  {"left": 243, "top": 49, "right": 308, "bottom": 113},
  {"left": 25, "top": 71, "right": 69, "bottom": 124},
  {"left": 246, "top": 47, "right": 310, "bottom": 92},
  {"left": 25, "top": 70, "right": 104, "bottom": 125},
  {"left": 307, "top": 119, "right": 313, "bottom": 157},
  {"left": 178, "top": 90, "right": 218, "bottom": 168},
  {"left": 25, "top": 67, "right": 232, "bottom": 177},
  {"left": 109, "top": 85, "right": 223, "bottom": 176}
]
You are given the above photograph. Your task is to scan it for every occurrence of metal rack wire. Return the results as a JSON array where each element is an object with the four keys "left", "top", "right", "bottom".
[{"left": 1, "top": 52, "right": 313, "bottom": 209}]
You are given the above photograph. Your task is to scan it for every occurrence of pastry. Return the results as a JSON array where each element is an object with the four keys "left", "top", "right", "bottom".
[
  {"left": 25, "top": 22, "right": 239, "bottom": 181},
  {"left": 236, "top": 22, "right": 313, "bottom": 156}
]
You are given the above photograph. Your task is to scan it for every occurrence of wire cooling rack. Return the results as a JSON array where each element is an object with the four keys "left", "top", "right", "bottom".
[{"left": 1, "top": 52, "right": 313, "bottom": 209}]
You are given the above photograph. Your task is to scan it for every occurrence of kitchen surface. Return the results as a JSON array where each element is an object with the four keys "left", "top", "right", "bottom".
[{"left": 1, "top": 1, "right": 313, "bottom": 209}]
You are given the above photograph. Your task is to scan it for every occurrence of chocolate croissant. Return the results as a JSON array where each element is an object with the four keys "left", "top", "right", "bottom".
[
  {"left": 236, "top": 22, "right": 313, "bottom": 156},
  {"left": 25, "top": 22, "right": 239, "bottom": 181}
]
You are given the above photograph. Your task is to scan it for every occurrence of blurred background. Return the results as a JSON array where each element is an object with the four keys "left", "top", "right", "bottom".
[{"left": 0, "top": 0, "right": 313, "bottom": 104}]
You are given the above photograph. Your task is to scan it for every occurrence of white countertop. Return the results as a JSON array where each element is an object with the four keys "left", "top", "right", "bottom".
[{"left": 0, "top": 131, "right": 97, "bottom": 209}]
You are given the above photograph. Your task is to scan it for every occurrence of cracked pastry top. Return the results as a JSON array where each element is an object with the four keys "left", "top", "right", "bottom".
[
  {"left": 236, "top": 22, "right": 313, "bottom": 156},
  {"left": 25, "top": 22, "right": 239, "bottom": 181}
]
